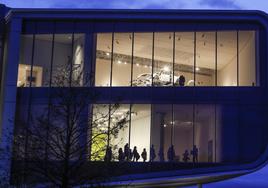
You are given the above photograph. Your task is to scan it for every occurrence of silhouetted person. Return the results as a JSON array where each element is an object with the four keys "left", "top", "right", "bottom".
[
  {"left": 133, "top": 146, "right": 140, "bottom": 162},
  {"left": 183, "top": 149, "right": 190, "bottom": 163},
  {"left": 158, "top": 147, "right": 165, "bottom": 162},
  {"left": 141, "top": 148, "right": 147, "bottom": 162},
  {"left": 104, "top": 146, "right": 112, "bottom": 162},
  {"left": 150, "top": 144, "right": 156, "bottom": 162},
  {"left": 129, "top": 148, "right": 133, "bottom": 161},
  {"left": 191, "top": 145, "right": 199, "bottom": 163},
  {"left": 167, "top": 145, "right": 175, "bottom": 162},
  {"left": 118, "top": 148, "right": 124, "bottom": 162},
  {"left": 179, "top": 75, "right": 185, "bottom": 86},
  {"left": 124, "top": 143, "right": 130, "bottom": 161}
]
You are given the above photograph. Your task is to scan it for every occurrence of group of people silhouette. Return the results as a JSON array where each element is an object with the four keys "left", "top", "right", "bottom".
[{"left": 104, "top": 143, "right": 199, "bottom": 163}]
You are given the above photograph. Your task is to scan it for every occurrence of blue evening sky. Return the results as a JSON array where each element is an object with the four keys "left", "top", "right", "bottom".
[{"left": 1, "top": 0, "right": 268, "bottom": 13}]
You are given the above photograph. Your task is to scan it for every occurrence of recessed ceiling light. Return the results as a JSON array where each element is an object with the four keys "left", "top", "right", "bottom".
[
  {"left": 124, "top": 62, "right": 127, "bottom": 64},
  {"left": 106, "top": 52, "right": 110, "bottom": 56},
  {"left": 163, "top": 124, "right": 167, "bottom": 128},
  {"left": 196, "top": 67, "right": 200, "bottom": 71},
  {"left": 163, "top": 66, "right": 170, "bottom": 72},
  {"left": 118, "top": 60, "right": 122, "bottom": 64},
  {"left": 136, "top": 63, "right": 140, "bottom": 66}
]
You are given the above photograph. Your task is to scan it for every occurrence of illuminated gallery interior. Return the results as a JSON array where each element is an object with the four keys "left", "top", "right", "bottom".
[{"left": 16, "top": 30, "right": 258, "bottom": 163}]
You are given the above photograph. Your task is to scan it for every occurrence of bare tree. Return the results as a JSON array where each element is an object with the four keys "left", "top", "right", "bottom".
[{"left": 12, "top": 61, "right": 130, "bottom": 187}]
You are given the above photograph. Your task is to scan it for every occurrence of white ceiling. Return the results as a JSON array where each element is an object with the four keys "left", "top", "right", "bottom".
[{"left": 97, "top": 31, "right": 254, "bottom": 70}]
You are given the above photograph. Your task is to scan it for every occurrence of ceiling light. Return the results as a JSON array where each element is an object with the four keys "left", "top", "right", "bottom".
[
  {"left": 106, "top": 52, "right": 110, "bottom": 56},
  {"left": 163, "top": 124, "right": 167, "bottom": 128},
  {"left": 124, "top": 62, "right": 127, "bottom": 65},
  {"left": 117, "top": 60, "right": 122, "bottom": 64},
  {"left": 163, "top": 66, "right": 170, "bottom": 72},
  {"left": 196, "top": 67, "right": 200, "bottom": 71},
  {"left": 136, "top": 63, "right": 140, "bottom": 66},
  {"left": 144, "top": 65, "right": 148, "bottom": 68}
]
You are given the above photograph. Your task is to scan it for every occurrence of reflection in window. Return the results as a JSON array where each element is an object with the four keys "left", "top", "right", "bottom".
[
  {"left": 17, "top": 34, "right": 85, "bottom": 87},
  {"left": 33, "top": 34, "right": 53, "bottom": 87}
]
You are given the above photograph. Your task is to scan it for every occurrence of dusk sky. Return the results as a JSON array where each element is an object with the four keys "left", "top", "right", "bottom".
[{"left": 1, "top": 0, "right": 268, "bottom": 13}]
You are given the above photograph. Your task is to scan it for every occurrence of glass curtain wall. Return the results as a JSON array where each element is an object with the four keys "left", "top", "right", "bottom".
[
  {"left": 17, "top": 32, "right": 85, "bottom": 87},
  {"left": 95, "top": 30, "right": 257, "bottom": 87},
  {"left": 91, "top": 104, "right": 219, "bottom": 163}
]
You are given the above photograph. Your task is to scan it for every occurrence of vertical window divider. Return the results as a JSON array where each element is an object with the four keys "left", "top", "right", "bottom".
[
  {"left": 107, "top": 104, "right": 111, "bottom": 148},
  {"left": 171, "top": 104, "right": 174, "bottom": 145},
  {"left": 172, "top": 32, "right": 175, "bottom": 86},
  {"left": 130, "top": 32, "right": 134, "bottom": 87},
  {"left": 214, "top": 31, "right": 218, "bottom": 163},
  {"left": 110, "top": 32, "right": 115, "bottom": 87},
  {"left": 237, "top": 30, "right": 239, "bottom": 86},
  {"left": 69, "top": 22, "right": 75, "bottom": 87},
  {"left": 128, "top": 104, "right": 132, "bottom": 148},
  {"left": 152, "top": 32, "right": 155, "bottom": 86},
  {"left": 194, "top": 32, "right": 196, "bottom": 87},
  {"left": 49, "top": 23, "right": 55, "bottom": 88},
  {"left": 24, "top": 22, "right": 36, "bottom": 182}
]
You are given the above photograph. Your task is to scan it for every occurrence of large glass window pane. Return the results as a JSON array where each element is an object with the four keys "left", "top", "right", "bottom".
[
  {"left": 32, "top": 34, "right": 53, "bottom": 87},
  {"left": 194, "top": 104, "right": 216, "bottom": 163},
  {"left": 72, "top": 34, "right": 85, "bottom": 86},
  {"left": 151, "top": 104, "right": 172, "bottom": 161},
  {"left": 17, "top": 35, "right": 34, "bottom": 87},
  {"left": 132, "top": 33, "right": 153, "bottom": 87},
  {"left": 173, "top": 105, "right": 193, "bottom": 163},
  {"left": 112, "top": 33, "right": 132, "bottom": 86},
  {"left": 91, "top": 104, "right": 109, "bottom": 161},
  {"left": 217, "top": 31, "right": 237, "bottom": 86},
  {"left": 174, "top": 32, "right": 194, "bottom": 86},
  {"left": 153, "top": 32, "right": 173, "bottom": 86},
  {"left": 110, "top": 104, "right": 130, "bottom": 160},
  {"left": 130, "top": 104, "right": 151, "bottom": 161},
  {"left": 95, "top": 33, "right": 112, "bottom": 86},
  {"left": 239, "top": 31, "right": 256, "bottom": 86},
  {"left": 196, "top": 32, "right": 216, "bottom": 86},
  {"left": 51, "top": 34, "right": 73, "bottom": 87}
]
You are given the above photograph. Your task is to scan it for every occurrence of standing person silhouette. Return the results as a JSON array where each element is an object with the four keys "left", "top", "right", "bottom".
[
  {"left": 191, "top": 145, "right": 199, "bottom": 163},
  {"left": 133, "top": 146, "right": 140, "bottom": 162},
  {"left": 150, "top": 144, "right": 156, "bottom": 162},
  {"left": 141, "top": 148, "right": 147, "bottom": 162}
]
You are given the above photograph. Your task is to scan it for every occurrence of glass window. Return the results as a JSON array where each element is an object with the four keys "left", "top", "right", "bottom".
[
  {"left": 32, "top": 34, "right": 53, "bottom": 87},
  {"left": 151, "top": 104, "right": 173, "bottom": 161},
  {"left": 132, "top": 33, "right": 153, "bottom": 87},
  {"left": 51, "top": 34, "right": 73, "bottom": 87},
  {"left": 173, "top": 105, "right": 193, "bottom": 162},
  {"left": 112, "top": 33, "right": 132, "bottom": 86},
  {"left": 217, "top": 31, "right": 238, "bottom": 86},
  {"left": 153, "top": 32, "right": 173, "bottom": 86},
  {"left": 17, "top": 35, "right": 34, "bottom": 87},
  {"left": 196, "top": 32, "right": 216, "bottom": 86},
  {"left": 239, "top": 31, "right": 256, "bottom": 86},
  {"left": 95, "top": 33, "right": 112, "bottom": 86},
  {"left": 130, "top": 104, "right": 151, "bottom": 161},
  {"left": 174, "top": 32, "right": 194, "bottom": 86},
  {"left": 72, "top": 34, "right": 85, "bottom": 86},
  {"left": 194, "top": 104, "right": 216, "bottom": 162}
]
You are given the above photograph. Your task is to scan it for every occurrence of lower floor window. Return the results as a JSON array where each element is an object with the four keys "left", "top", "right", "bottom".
[{"left": 91, "top": 104, "right": 217, "bottom": 163}]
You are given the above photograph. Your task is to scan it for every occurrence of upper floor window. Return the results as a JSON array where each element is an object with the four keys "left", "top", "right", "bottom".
[{"left": 95, "top": 31, "right": 258, "bottom": 87}]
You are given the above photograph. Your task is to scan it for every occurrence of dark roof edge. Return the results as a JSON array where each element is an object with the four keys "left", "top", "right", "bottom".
[{"left": 5, "top": 8, "right": 268, "bottom": 22}]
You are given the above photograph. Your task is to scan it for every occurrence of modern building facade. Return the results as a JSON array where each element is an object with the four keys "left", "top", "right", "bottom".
[{"left": 0, "top": 4, "right": 268, "bottom": 186}]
